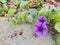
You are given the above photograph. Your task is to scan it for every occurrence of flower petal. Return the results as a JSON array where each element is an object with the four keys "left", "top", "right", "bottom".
[
  {"left": 34, "top": 30, "right": 42, "bottom": 36},
  {"left": 35, "top": 22, "right": 42, "bottom": 27},
  {"left": 37, "top": 16, "right": 47, "bottom": 24},
  {"left": 34, "top": 25, "right": 39, "bottom": 32},
  {"left": 53, "top": 2, "right": 58, "bottom": 7},
  {"left": 34, "top": 16, "right": 48, "bottom": 36},
  {"left": 42, "top": 24, "right": 48, "bottom": 35}
]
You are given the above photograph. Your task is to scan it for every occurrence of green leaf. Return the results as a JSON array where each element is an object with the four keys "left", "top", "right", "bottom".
[
  {"left": 51, "top": 9, "right": 58, "bottom": 16},
  {"left": 30, "top": 9, "right": 38, "bottom": 18},
  {"left": 55, "top": 22, "right": 60, "bottom": 33},
  {"left": 27, "top": 3, "right": 32, "bottom": 7},
  {"left": 16, "top": 0, "right": 20, "bottom": 9},
  {"left": 36, "top": 1, "right": 41, "bottom": 6},
  {"left": 3, "top": 4, "right": 8, "bottom": 10},
  {"left": 32, "top": 18, "right": 36, "bottom": 25},
  {"left": 55, "top": 13, "right": 60, "bottom": 19},
  {"left": 54, "top": 19, "right": 60, "bottom": 23},
  {"left": 38, "top": 9, "right": 52, "bottom": 24},
  {"left": 29, "top": 9, "right": 38, "bottom": 24},
  {"left": 36, "top": 1, "right": 41, "bottom": 8},
  {"left": 15, "top": 0, "right": 20, "bottom": 4},
  {"left": 51, "top": 9, "right": 58, "bottom": 19},
  {"left": 54, "top": 13, "right": 60, "bottom": 23},
  {"left": 0, "top": 7, "right": 4, "bottom": 12},
  {"left": 0, "top": 0, "right": 7, "bottom": 3},
  {"left": 40, "top": 0, "right": 44, "bottom": 5},
  {"left": 0, "top": 4, "right": 7, "bottom": 12},
  {"left": 38, "top": 9, "right": 47, "bottom": 16},
  {"left": 8, "top": 8, "right": 16, "bottom": 17},
  {"left": 9, "top": 18, "right": 17, "bottom": 25},
  {"left": 45, "top": 10, "right": 52, "bottom": 24},
  {"left": 38, "top": 9, "right": 53, "bottom": 24},
  {"left": 17, "top": 2, "right": 20, "bottom": 9},
  {"left": 15, "top": 14, "right": 21, "bottom": 20},
  {"left": 58, "top": 5, "right": 60, "bottom": 9},
  {"left": 20, "top": 10, "right": 28, "bottom": 23},
  {"left": 20, "top": 1, "right": 28, "bottom": 9},
  {"left": 57, "top": 34, "right": 60, "bottom": 45}
]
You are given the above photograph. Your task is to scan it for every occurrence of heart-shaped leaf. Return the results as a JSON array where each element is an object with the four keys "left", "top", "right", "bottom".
[
  {"left": 32, "top": 18, "right": 36, "bottom": 25},
  {"left": 15, "top": 0, "right": 20, "bottom": 4},
  {"left": 54, "top": 22, "right": 60, "bottom": 33},
  {"left": 16, "top": 0, "right": 20, "bottom": 9},
  {"left": 54, "top": 13, "right": 60, "bottom": 22},
  {"left": 57, "top": 34, "right": 60, "bottom": 45},
  {"left": 55, "top": 13, "right": 60, "bottom": 19},
  {"left": 30, "top": 9, "right": 38, "bottom": 18},
  {"left": 0, "top": 0, "right": 7, "bottom": 3},
  {"left": 58, "top": 5, "right": 60, "bottom": 9},
  {"left": 36, "top": 1, "right": 41, "bottom": 8},
  {"left": 3, "top": 4, "right": 8, "bottom": 10},
  {"left": 51, "top": 9, "right": 58, "bottom": 16},
  {"left": 38, "top": 9, "right": 47, "bottom": 16},
  {"left": 15, "top": 14, "right": 21, "bottom": 20},
  {"left": 9, "top": 18, "right": 17, "bottom": 25},
  {"left": 45, "top": 10, "right": 52, "bottom": 24},
  {"left": 0, "top": 5, "right": 7, "bottom": 12},
  {"left": 8, "top": 8, "right": 16, "bottom": 17},
  {"left": 20, "top": 10, "right": 28, "bottom": 23},
  {"left": 17, "top": 2, "right": 20, "bottom": 9},
  {"left": 27, "top": 3, "right": 32, "bottom": 7},
  {"left": 0, "top": 7, "right": 4, "bottom": 12},
  {"left": 54, "top": 19, "right": 60, "bottom": 23},
  {"left": 20, "top": 1, "right": 28, "bottom": 9},
  {"left": 40, "top": 0, "right": 44, "bottom": 5}
]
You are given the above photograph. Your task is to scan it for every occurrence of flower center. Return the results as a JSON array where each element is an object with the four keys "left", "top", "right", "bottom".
[
  {"left": 40, "top": 19, "right": 44, "bottom": 23},
  {"left": 36, "top": 25, "right": 43, "bottom": 32},
  {"left": 39, "top": 17, "right": 45, "bottom": 23},
  {"left": 39, "top": 26, "right": 43, "bottom": 31}
]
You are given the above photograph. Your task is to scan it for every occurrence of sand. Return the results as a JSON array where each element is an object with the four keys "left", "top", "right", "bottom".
[{"left": 0, "top": 17, "right": 56, "bottom": 45}]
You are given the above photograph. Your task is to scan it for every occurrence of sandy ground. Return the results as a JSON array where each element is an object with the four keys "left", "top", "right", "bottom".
[{"left": 0, "top": 17, "right": 56, "bottom": 45}]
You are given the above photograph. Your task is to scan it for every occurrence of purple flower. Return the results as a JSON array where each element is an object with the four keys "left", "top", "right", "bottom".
[
  {"left": 53, "top": 2, "right": 58, "bottom": 7},
  {"left": 34, "top": 22, "right": 48, "bottom": 36},
  {"left": 34, "top": 16, "right": 48, "bottom": 36},
  {"left": 11, "top": 33, "right": 17, "bottom": 37},
  {"left": 36, "top": 16, "right": 47, "bottom": 24}
]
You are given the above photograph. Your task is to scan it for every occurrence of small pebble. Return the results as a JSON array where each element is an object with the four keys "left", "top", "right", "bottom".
[
  {"left": 53, "top": 43, "right": 55, "bottom": 45},
  {"left": 33, "top": 33, "right": 38, "bottom": 37},
  {"left": 22, "top": 37, "right": 27, "bottom": 40},
  {"left": 19, "top": 32, "right": 23, "bottom": 35},
  {"left": 8, "top": 36, "right": 9, "bottom": 37}
]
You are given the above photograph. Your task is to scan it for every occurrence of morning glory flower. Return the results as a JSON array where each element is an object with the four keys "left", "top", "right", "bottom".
[
  {"left": 36, "top": 16, "right": 47, "bottom": 24},
  {"left": 34, "top": 16, "right": 48, "bottom": 36},
  {"left": 53, "top": 2, "right": 58, "bottom": 7},
  {"left": 34, "top": 22, "right": 48, "bottom": 36}
]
